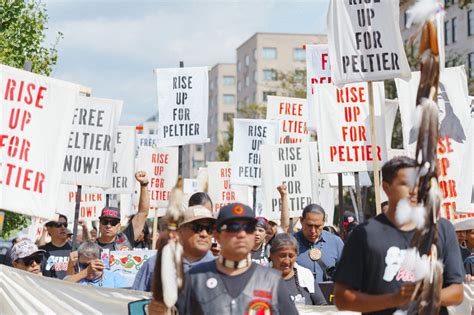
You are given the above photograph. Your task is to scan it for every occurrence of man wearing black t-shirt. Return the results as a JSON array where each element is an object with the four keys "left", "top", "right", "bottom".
[
  {"left": 40, "top": 214, "right": 72, "bottom": 279},
  {"left": 334, "top": 156, "right": 464, "bottom": 314},
  {"left": 175, "top": 203, "right": 298, "bottom": 315},
  {"left": 96, "top": 171, "right": 150, "bottom": 251}
]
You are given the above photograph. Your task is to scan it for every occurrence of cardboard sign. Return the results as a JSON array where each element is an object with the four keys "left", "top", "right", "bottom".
[
  {"left": 328, "top": 172, "right": 372, "bottom": 187},
  {"left": 0, "top": 65, "right": 79, "bottom": 218},
  {"left": 318, "top": 174, "right": 335, "bottom": 226},
  {"left": 266, "top": 96, "right": 309, "bottom": 144},
  {"left": 62, "top": 96, "right": 122, "bottom": 188},
  {"left": 58, "top": 184, "right": 105, "bottom": 221},
  {"left": 306, "top": 44, "right": 331, "bottom": 131},
  {"left": 327, "top": 0, "right": 410, "bottom": 86},
  {"left": 261, "top": 142, "right": 318, "bottom": 220},
  {"left": 155, "top": 67, "right": 209, "bottom": 146},
  {"left": 314, "top": 81, "right": 387, "bottom": 173},
  {"left": 105, "top": 126, "right": 136, "bottom": 194},
  {"left": 230, "top": 119, "right": 279, "bottom": 186},
  {"left": 135, "top": 133, "right": 158, "bottom": 156},
  {"left": 207, "top": 162, "right": 251, "bottom": 213},
  {"left": 396, "top": 67, "right": 473, "bottom": 219},
  {"left": 137, "top": 146, "right": 178, "bottom": 208}
]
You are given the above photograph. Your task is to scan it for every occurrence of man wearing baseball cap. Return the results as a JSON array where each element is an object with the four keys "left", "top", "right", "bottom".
[
  {"left": 11, "top": 239, "right": 46, "bottom": 275},
  {"left": 175, "top": 203, "right": 298, "bottom": 315},
  {"left": 96, "top": 171, "right": 150, "bottom": 251},
  {"left": 132, "top": 205, "right": 216, "bottom": 292}
]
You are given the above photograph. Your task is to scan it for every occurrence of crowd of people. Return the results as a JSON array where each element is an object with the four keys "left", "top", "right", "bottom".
[{"left": 2, "top": 156, "right": 471, "bottom": 314}]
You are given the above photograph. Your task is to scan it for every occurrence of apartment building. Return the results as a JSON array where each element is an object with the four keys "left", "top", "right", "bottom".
[
  {"left": 205, "top": 63, "right": 237, "bottom": 162},
  {"left": 236, "top": 32, "right": 327, "bottom": 109}
]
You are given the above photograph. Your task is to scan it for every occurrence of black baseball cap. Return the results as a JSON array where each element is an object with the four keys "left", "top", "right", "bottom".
[
  {"left": 99, "top": 207, "right": 121, "bottom": 220},
  {"left": 216, "top": 203, "right": 257, "bottom": 229}
]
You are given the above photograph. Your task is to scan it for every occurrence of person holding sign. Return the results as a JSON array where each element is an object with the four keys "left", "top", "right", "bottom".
[
  {"left": 294, "top": 205, "right": 344, "bottom": 283},
  {"left": 96, "top": 171, "right": 150, "bottom": 251},
  {"left": 333, "top": 157, "right": 464, "bottom": 314}
]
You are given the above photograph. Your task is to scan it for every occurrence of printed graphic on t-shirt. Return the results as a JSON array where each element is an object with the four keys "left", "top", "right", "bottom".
[
  {"left": 45, "top": 255, "right": 69, "bottom": 272},
  {"left": 382, "top": 246, "right": 415, "bottom": 282},
  {"left": 290, "top": 293, "right": 306, "bottom": 305}
]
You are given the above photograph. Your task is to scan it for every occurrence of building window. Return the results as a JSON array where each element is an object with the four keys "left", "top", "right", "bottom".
[
  {"left": 223, "top": 113, "right": 235, "bottom": 122},
  {"left": 195, "top": 145, "right": 203, "bottom": 152},
  {"left": 223, "top": 76, "right": 235, "bottom": 85},
  {"left": 444, "top": 20, "right": 450, "bottom": 45},
  {"left": 293, "top": 48, "right": 306, "bottom": 61},
  {"left": 237, "top": 61, "right": 241, "bottom": 72},
  {"left": 245, "top": 75, "right": 250, "bottom": 87},
  {"left": 295, "top": 69, "right": 305, "bottom": 81},
  {"left": 468, "top": 10, "right": 474, "bottom": 36},
  {"left": 253, "top": 48, "right": 257, "bottom": 61},
  {"left": 223, "top": 94, "right": 235, "bottom": 104},
  {"left": 263, "top": 91, "right": 276, "bottom": 102},
  {"left": 253, "top": 70, "right": 257, "bottom": 83},
  {"left": 245, "top": 55, "right": 250, "bottom": 66},
  {"left": 244, "top": 96, "right": 250, "bottom": 105},
  {"left": 238, "top": 81, "right": 242, "bottom": 92},
  {"left": 468, "top": 53, "right": 474, "bottom": 78},
  {"left": 263, "top": 69, "right": 278, "bottom": 81},
  {"left": 451, "top": 17, "right": 457, "bottom": 43},
  {"left": 262, "top": 47, "right": 277, "bottom": 59}
]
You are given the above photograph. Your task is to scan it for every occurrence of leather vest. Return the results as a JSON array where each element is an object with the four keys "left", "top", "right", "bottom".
[{"left": 189, "top": 263, "right": 281, "bottom": 315}]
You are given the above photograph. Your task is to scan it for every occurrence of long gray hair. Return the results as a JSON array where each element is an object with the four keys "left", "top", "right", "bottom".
[
  {"left": 77, "top": 240, "right": 100, "bottom": 259},
  {"left": 269, "top": 233, "right": 299, "bottom": 255}
]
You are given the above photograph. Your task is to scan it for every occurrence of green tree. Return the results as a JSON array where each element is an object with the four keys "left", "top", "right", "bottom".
[
  {"left": 0, "top": 0, "right": 61, "bottom": 238},
  {"left": 0, "top": 0, "right": 62, "bottom": 75}
]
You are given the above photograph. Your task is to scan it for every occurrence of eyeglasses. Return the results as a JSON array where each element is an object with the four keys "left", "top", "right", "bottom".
[
  {"left": 220, "top": 222, "right": 256, "bottom": 234},
  {"left": 18, "top": 254, "right": 43, "bottom": 266},
  {"left": 48, "top": 222, "right": 68, "bottom": 228},
  {"left": 100, "top": 219, "right": 120, "bottom": 227},
  {"left": 186, "top": 223, "right": 214, "bottom": 234},
  {"left": 78, "top": 262, "right": 90, "bottom": 271}
]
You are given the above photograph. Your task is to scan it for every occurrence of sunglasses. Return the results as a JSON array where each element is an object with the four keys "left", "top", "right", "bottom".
[
  {"left": 19, "top": 254, "right": 43, "bottom": 266},
  {"left": 78, "top": 262, "right": 90, "bottom": 271},
  {"left": 220, "top": 222, "right": 256, "bottom": 234},
  {"left": 100, "top": 219, "right": 120, "bottom": 227},
  {"left": 48, "top": 222, "right": 68, "bottom": 228},
  {"left": 186, "top": 223, "right": 214, "bottom": 234}
]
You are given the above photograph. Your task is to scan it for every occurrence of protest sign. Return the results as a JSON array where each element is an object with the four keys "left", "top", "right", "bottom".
[
  {"left": 0, "top": 65, "right": 79, "bottom": 218},
  {"left": 137, "top": 146, "right": 178, "bottom": 208},
  {"left": 135, "top": 133, "right": 158, "bottom": 156},
  {"left": 58, "top": 184, "right": 105, "bottom": 221},
  {"left": 62, "top": 96, "right": 122, "bottom": 188},
  {"left": 384, "top": 99, "right": 399, "bottom": 149},
  {"left": 306, "top": 44, "right": 331, "bottom": 131},
  {"left": 328, "top": 172, "right": 372, "bottom": 187},
  {"left": 314, "top": 81, "right": 387, "bottom": 173},
  {"left": 327, "top": 0, "right": 410, "bottom": 86},
  {"left": 183, "top": 178, "right": 198, "bottom": 194},
  {"left": 266, "top": 96, "right": 309, "bottom": 144},
  {"left": 230, "top": 119, "right": 279, "bottom": 186},
  {"left": 207, "top": 162, "right": 251, "bottom": 213},
  {"left": 318, "top": 174, "right": 335, "bottom": 226},
  {"left": 261, "top": 142, "right": 317, "bottom": 220},
  {"left": 105, "top": 126, "right": 135, "bottom": 194},
  {"left": 155, "top": 67, "right": 209, "bottom": 146},
  {"left": 396, "top": 67, "right": 473, "bottom": 220}
]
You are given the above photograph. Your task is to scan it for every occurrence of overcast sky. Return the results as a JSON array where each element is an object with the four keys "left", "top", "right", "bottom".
[{"left": 44, "top": 0, "right": 330, "bottom": 125}]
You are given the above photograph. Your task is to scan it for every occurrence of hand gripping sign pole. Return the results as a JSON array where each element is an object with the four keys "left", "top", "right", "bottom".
[{"left": 368, "top": 81, "right": 382, "bottom": 215}]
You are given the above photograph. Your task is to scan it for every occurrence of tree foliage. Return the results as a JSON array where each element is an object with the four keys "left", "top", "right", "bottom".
[
  {"left": 0, "top": 0, "right": 61, "bottom": 75},
  {"left": 0, "top": 0, "right": 60, "bottom": 238}
]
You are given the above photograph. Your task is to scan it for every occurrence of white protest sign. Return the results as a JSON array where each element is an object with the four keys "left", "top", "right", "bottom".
[
  {"left": 137, "top": 146, "right": 178, "bottom": 208},
  {"left": 396, "top": 67, "right": 473, "bottom": 220},
  {"left": 327, "top": 0, "right": 411, "bottom": 86},
  {"left": 266, "top": 96, "right": 309, "bottom": 143},
  {"left": 0, "top": 65, "right": 79, "bottom": 218},
  {"left": 135, "top": 133, "right": 158, "bottom": 156},
  {"left": 62, "top": 96, "right": 122, "bottom": 187},
  {"left": 328, "top": 172, "right": 372, "bottom": 187},
  {"left": 155, "top": 67, "right": 209, "bottom": 146},
  {"left": 230, "top": 119, "right": 279, "bottom": 186},
  {"left": 261, "top": 143, "right": 317, "bottom": 220},
  {"left": 58, "top": 184, "right": 105, "bottom": 221},
  {"left": 384, "top": 99, "right": 399, "bottom": 149},
  {"left": 306, "top": 44, "right": 331, "bottom": 131},
  {"left": 183, "top": 178, "right": 199, "bottom": 194},
  {"left": 314, "top": 81, "right": 387, "bottom": 173},
  {"left": 207, "top": 162, "right": 250, "bottom": 214},
  {"left": 318, "top": 174, "right": 336, "bottom": 226},
  {"left": 105, "top": 126, "right": 136, "bottom": 194}
]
